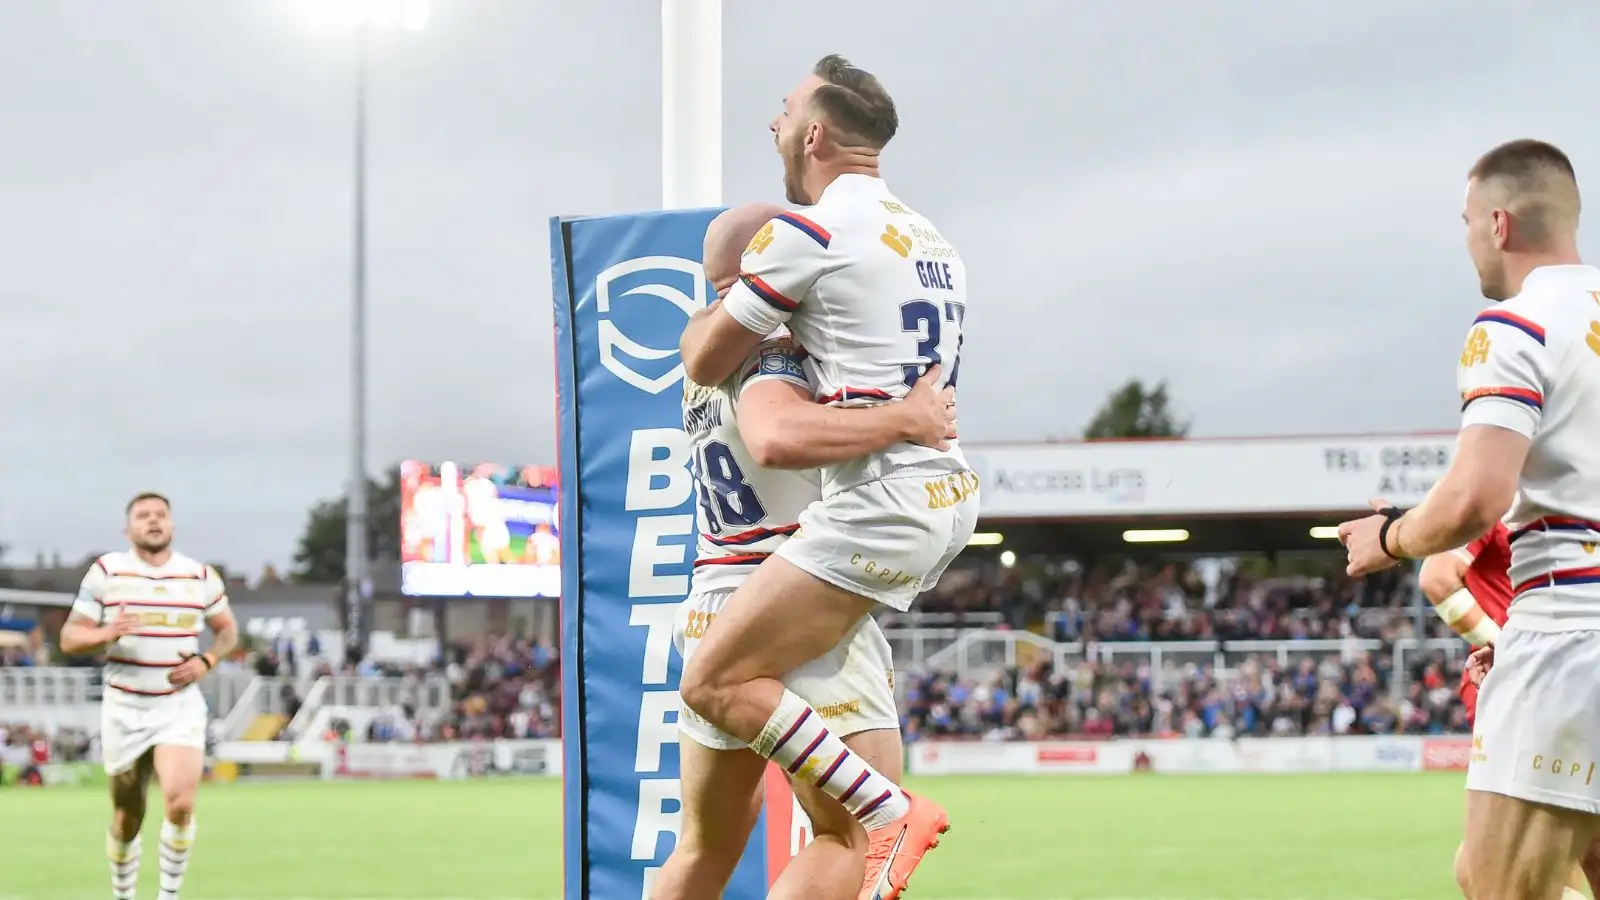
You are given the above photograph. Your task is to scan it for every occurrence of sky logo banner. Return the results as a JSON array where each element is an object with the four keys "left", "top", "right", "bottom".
[{"left": 553, "top": 208, "right": 787, "bottom": 900}]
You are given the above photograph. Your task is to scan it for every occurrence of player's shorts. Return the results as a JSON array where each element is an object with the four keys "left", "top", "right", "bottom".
[
  {"left": 100, "top": 688, "right": 209, "bottom": 776},
  {"left": 776, "top": 468, "right": 980, "bottom": 612},
  {"left": 673, "top": 586, "right": 899, "bottom": 752},
  {"left": 1467, "top": 621, "right": 1600, "bottom": 814}
]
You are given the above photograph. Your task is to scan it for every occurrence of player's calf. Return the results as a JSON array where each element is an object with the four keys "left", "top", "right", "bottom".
[
  {"left": 107, "top": 761, "right": 151, "bottom": 900},
  {"left": 153, "top": 745, "right": 203, "bottom": 900}
]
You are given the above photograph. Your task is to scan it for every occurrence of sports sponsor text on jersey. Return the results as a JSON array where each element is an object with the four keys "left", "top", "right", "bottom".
[
  {"left": 720, "top": 175, "right": 969, "bottom": 494},
  {"left": 71, "top": 550, "right": 228, "bottom": 702}
]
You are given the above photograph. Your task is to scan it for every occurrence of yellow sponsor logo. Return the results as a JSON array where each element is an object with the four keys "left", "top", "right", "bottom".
[
  {"left": 1531, "top": 754, "right": 1598, "bottom": 786},
  {"left": 879, "top": 200, "right": 914, "bottom": 215},
  {"left": 1460, "top": 326, "right": 1490, "bottom": 367},
  {"left": 683, "top": 610, "right": 716, "bottom": 641},
  {"left": 848, "top": 554, "right": 917, "bottom": 588},
  {"left": 745, "top": 221, "right": 774, "bottom": 256},
  {"left": 814, "top": 699, "right": 861, "bottom": 719},
  {"left": 926, "top": 470, "right": 981, "bottom": 510},
  {"left": 138, "top": 611, "right": 197, "bottom": 629},
  {"left": 880, "top": 225, "right": 912, "bottom": 258},
  {"left": 1587, "top": 321, "right": 1600, "bottom": 358}
]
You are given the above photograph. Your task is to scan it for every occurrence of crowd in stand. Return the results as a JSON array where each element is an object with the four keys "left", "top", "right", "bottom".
[{"left": 4, "top": 555, "right": 1475, "bottom": 743}]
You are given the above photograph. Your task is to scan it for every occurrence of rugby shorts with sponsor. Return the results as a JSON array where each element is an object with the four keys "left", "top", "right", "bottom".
[
  {"left": 776, "top": 467, "right": 979, "bottom": 612},
  {"left": 673, "top": 586, "right": 899, "bottom": 751},
  {"left": 1468, "top": 620, "right": 1600, "bottom": 813}
]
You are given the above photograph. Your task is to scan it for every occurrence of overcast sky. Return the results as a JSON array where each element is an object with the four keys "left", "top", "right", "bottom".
[{"left": 3, "top": 0, "right": 1597, "bottom": 573}]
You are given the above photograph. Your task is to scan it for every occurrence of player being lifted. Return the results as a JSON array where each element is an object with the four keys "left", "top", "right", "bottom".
[
  {"left": 678, "top": 55, "right": 977, "bottom": 900},
  {"left": 1341, "top": 139, "right": 1600, "bottom": 900},
  {"left": 59, "top": 492, "right": 239, "bottom": 900},
  {"left": 654, "top": 204, "right": 955, "bottom": 900}
]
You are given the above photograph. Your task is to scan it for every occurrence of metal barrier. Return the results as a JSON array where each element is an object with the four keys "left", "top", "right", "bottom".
[
  {"left": 0, "top": 665, "right": 98, "bottom": 707},
  {"left": 281, "top": 675, "right": 455, "bottom": 739},
  {"left": 889, "top": 628, "right": 1465, "bottom": 700}
]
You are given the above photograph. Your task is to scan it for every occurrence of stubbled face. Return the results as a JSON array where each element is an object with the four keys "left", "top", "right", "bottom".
[
  {"left": 1463, "top": 178, "right": 1511, "bottom": 301},
  {"left": 126, "top": 498, "right": 172, "bottom": 553},
  {"left": 771, "top": 75, "right": 826, "bottom": 205}
]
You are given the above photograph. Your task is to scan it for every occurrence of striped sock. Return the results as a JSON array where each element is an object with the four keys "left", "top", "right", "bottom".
[
  {"left": 156, "top": 817, "right": 196, "bottom": 900},
  {"left": 106, "top": 830, "right": 140, "bottom": 900},
  {"left": 751, "top": 689, "right": 910, "bottom": 831}
]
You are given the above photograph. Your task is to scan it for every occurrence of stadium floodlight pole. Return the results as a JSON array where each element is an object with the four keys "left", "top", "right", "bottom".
[
  {"left": 661, "top": 0, "right": 722, "bottom": 208},
  {"left": 308, "top": 0, "right": 432, "bottom": 662}
]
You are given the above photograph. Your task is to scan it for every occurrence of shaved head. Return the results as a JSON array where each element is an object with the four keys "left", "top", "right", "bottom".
[
  {"left": 703, "top": 202, "right": 786, "bottom": 295},
  {"left": 1463, "top": 139, "right": 1583, "bottom": 300}
]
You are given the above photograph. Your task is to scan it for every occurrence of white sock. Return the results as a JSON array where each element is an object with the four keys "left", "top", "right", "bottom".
[
  {"left": 106, "top": 830, "right": 140, "bottom": 900},
  {"left": 751, "top": 689, "right": 910, "bottom": 831},
  {"left": 157, "top": 817, "right": 196, "bottom": 900},
  {"left": 1561, "top": 889, "right": 1586, "bottom": 900}
]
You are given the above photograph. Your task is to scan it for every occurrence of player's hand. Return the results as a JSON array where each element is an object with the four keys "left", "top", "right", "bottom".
[
  {"left": 168, "top": 652, "right": 212, "bottom": 687},
  {"left": 902, "top": 365, "right": 954, "bottom": 450},
  {"left": 1465, "top": 644, "right": 1495, "bottom": 686},
  {"left": 1339, "top": 498, "right": 1403, "bottom": 577},
  {"left": 102, "top": 611, "right": 141, "bottom": 643}
]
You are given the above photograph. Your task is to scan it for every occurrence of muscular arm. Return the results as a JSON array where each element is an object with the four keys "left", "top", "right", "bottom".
[
  {"left": 205, "top": 608, "right": 239, "bottom": 665},
  {"left": 680, "top": 301, "right": 767, "bottom": 387},
  {"left": 740, "top": 379, "right": 922, "bottom": 469},
  {"left": 1418, "top": 549, "right": 1499, "bottom": 646},
  {"left": 1390, "top": 425, "right": 1528, "bottom": 559},
  {"left": 59, "top": 612, "right": 114, "bottom": 655}
]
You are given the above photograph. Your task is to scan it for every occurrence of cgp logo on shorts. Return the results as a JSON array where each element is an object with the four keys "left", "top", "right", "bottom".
[{"left": 595, "top": 255, "right": 710, "bottom": 394}]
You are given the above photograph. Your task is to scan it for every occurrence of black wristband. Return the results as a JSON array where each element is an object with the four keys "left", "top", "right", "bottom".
[
  {"left": 199, "top": 653, "right": 215, "bottom": 671},
  {"left": 1375, "top": 507, "right": 1407, "bottom": 560}
]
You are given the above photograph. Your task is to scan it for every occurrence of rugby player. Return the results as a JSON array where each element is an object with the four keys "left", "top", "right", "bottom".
[
  {"left": 1340, "top": 139, "right": 1600, "bottom": 900},
  {"left": 1421, "top": 525, "right": 1589, "bottom": 897},
  {"left": 59, "top": 492, "right": 238, "bottom": 900},
  {"left": 655, "top": 203, "right": 955, "bottom": 900},
  {"left": 677, "top": 55, "right": 976, "bottom": 899}
]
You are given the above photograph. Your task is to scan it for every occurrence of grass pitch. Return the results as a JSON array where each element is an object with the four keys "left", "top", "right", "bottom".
[{"left": 0, "top": 772, "right": 1476, "bottom": 899}]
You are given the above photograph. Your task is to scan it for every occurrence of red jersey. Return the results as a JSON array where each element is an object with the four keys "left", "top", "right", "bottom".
[
  {"left": 1462, "top": 521, "right": 1513, "bottom": 626},
  {"left": 1459, "top": 522, "right": 1512, "bottom": 724}
]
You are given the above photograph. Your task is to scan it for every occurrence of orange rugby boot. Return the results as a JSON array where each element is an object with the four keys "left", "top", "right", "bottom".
[{"left": 858, "top": 792, "right": 950, "bottom": 900}]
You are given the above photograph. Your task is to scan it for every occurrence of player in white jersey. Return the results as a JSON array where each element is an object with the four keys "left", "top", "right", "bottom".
[
  {"left": 653, "top": 204, "right": 955, "bottom": 900},
  {"left": 675, "top": 56, "right": 975, "bottom": 900},
  {"left": 1340, "top": 139, "right": 1600, "bottom": 900},
  {"left": 59, "top": 492, "right": 238, "bottom": 900},
  {"left": 463, "top": 469, "right": 512, "bottom": 563}
]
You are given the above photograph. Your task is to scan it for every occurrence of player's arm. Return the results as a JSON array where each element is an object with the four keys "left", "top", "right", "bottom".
[
  {"left": 58, "top": 561, "right": 133, "bottom": 654},
  {"left": 740, "top": 346, "right": 954, "bottom": 469},
  {"left": 1387, "top": 313, "right": 1543, "bottom": 559},
  {"left": 201, "top": 566, "right": 239, "bottom": 667},
  {"left": 1418, "top": 548, "right": 1499, "bottom": 647},
  {"left": 680, "top": 214, "right": 823, "bottom": 386}
]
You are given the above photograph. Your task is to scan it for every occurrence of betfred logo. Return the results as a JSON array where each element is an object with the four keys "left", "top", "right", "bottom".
[
  {"left": 1423, "top": 738, "right": 1473, "bottom": 771},
  {"left": 1036, "top": 745, "right": 1097, "bottom": 765}
]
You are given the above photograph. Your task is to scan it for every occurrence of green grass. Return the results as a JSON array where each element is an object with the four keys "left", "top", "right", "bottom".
[{"left": 0, "top": 773, "right": 1475, "bottom": 899}]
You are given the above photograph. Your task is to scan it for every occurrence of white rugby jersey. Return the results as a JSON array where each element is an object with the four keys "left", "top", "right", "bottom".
[
  {"left": 1456, "top": 264, "right": 1600, "bottom": 630},
  {"left": 71, "top": 550, "right": 229, "bottom": 702},
  {"left": 720, "top": 174, "right": 968, "bottom": 494},
  {"left": 685, "top": 336, "right": 820, "bottom": 593}
]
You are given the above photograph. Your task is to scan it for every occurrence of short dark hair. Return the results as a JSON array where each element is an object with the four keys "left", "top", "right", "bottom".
[
  {"left": 1469, "top": 139, "right": 1577, "bottom": 185},
  {"left": 126, "top": 491, "right": 170, "bottom": 516},
  {"left": 1468, "top": 139, "right": 1581, "bottom": 241},
  {"left": 809, "top": 54, "right": 898, "bottom": 151}
]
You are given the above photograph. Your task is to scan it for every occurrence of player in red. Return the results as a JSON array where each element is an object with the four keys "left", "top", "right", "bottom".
[{"left": 1420, "top": 521, "right": 1588, "bottom": 899}]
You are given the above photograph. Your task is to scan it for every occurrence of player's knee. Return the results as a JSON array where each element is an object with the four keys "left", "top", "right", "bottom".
[
  {"left": 162, "top": 788, "right": 195, "bottom": 825},
  {"left": 677, "top": 656, "right": 726, "bottom": 720}
]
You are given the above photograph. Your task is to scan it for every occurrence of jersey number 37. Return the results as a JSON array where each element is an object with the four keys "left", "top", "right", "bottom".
[{"left": 900, "top": 299, "right": 965, "bottom": 388}]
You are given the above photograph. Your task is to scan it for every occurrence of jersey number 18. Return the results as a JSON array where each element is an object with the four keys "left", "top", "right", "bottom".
[
  {"left": 900, "top": 299, "right": 965, "bottom": 388},
  {"left": 693, "top": 440, "right": 767, "bottom": 535}
]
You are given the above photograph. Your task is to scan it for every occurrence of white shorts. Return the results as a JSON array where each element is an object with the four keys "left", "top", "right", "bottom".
[
  {"left": 101, "top": 688, "right": 208, "bottom": 776},
  {"left": 674, "top": 587, "right": 899, "bottom": 751},
  {"left": 1467, "top": 622, "right": 1600, "bottom": 814},
  {"left": 776, "top": 469, "right": 979, "bottom": 612}
]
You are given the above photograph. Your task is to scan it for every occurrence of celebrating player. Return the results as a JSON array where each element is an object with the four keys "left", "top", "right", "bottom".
[
  {"left": 654, "top": 204, "right": 954, "bottom": 900},
  {"left": 58, "top": 492, "right": 239, "bottom": 900},
  {"left": 1339, "top": 139, "right": 1600, "bottom": 900},
  {"left": 677, "top": 55, "right": 976, "bottom": 899}
]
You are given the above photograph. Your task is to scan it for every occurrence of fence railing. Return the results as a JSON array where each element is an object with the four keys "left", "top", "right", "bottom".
[
  {"left": 886, "top": 628, "right": 1473, "bottom": 699},
  {"left": 0, "top": 665, "right": 98, "bottom": 707}
]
